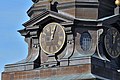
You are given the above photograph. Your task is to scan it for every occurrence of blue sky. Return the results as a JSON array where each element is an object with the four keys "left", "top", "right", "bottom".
[{"left": 0, "top": 0, "right": 32, "bottom": 79}]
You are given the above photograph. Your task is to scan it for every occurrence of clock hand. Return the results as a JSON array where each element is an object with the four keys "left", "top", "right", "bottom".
[
  {"left": 52, "top": 25, "right": 57, "bottom": 39},
  {"left": 51, "top": 25, "right": 57, "bottom": 40},
  {"left": 113, "top": 32, "right": 117, "bottom": 44}
]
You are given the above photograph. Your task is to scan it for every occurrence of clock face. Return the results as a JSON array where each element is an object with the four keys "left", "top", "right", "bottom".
[
  {"left": 40, "top": 23, "right": 66, "bottom": 54},
  {"left": 104, "top": 27, "right": 120, "bottom": 58}
]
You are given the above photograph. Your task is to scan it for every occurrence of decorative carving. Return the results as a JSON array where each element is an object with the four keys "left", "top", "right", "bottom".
[{"left": 73, "top": 28, "right": 97, "bottom": 57}]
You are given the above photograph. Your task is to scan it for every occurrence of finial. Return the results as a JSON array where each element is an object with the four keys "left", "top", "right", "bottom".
[{"left": 115, "top": 0, "right": 120, "bottom": 6}]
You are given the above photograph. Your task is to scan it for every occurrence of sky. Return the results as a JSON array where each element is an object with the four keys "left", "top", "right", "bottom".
[{"left": 0, "top": 0, "right": 33, "bottom": 79}]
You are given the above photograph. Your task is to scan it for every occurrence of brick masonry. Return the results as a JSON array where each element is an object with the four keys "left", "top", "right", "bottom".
[{"left": 2, "top": 64, "right": 92, "bottom": 80}]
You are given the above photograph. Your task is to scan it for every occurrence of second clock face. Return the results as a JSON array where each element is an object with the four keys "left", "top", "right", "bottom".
[
  {"left": 104, "top": 27, "right": 120, "bottom": 58},
  {"left": 40, "top": 23, "right": 66, "bottom": 55}
]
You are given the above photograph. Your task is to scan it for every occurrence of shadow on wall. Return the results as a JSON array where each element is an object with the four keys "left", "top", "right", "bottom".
[{"left": 98, "top": 0, "right": 117, "bottom": 18}]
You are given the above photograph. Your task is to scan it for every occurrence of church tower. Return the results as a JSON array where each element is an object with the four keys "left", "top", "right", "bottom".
[{"left": 2, "top": 0, "right": 120, "bottom": 80}]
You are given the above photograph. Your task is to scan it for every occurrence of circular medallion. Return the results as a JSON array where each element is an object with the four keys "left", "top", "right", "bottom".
[
  {"left": 80, "top": 32, "right": 92, "bottom": 51},
  {"left": 104, "top": 27, "right": 120, "bottom": 58},
  {"left": 40, "top": 22, "right": 66, "bottom": 55}
]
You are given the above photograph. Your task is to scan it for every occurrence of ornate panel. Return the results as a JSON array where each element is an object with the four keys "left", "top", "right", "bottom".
[{"left": 74, "top": 28, "right": 97, "bottom": 56}]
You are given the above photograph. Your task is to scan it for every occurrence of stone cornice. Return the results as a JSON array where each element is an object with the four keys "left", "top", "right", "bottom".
[{"left": 23, "top": 10, "right": 74, "bottom": 27}]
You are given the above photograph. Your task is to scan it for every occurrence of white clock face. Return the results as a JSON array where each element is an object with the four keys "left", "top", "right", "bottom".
[{"left": 80, "top": 32, "right": 92, "bottom": 51}]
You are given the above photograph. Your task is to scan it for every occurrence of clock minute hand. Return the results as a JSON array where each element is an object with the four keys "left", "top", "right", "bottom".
[
  {"left": 51, "top": 25, "right": 57, "bottom": 40},
  {"left": 113, "top": 32, "right": 117, "bottom": 44}
]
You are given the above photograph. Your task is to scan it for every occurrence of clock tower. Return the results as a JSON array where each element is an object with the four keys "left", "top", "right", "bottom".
[{"left": 2, "top": 0, "right": 120, "bottom": 80}]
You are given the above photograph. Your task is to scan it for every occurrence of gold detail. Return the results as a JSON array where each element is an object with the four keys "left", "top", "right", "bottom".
[
  {"left": 40, "top": 22, "right": 66, "bottom": 55},
  {"left": 115, "top": 0, "right": 120, "bottom": 6},
  {"left": 59, "top": 36, "right": 63, "bottom": 39},
  {"left": 55, "top": 45, "right": 58, "bottom": 50},
  {"left": 58, "top": 41, "right": 62, "bottom": 45}
]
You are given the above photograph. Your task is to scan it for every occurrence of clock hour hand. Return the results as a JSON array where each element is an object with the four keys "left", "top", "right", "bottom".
[
  {"left": 51, "top": 25, "right": 57, "bottom": 40},
  {"left": 113, "top": 32, "right": 117, "bottom": 44}
]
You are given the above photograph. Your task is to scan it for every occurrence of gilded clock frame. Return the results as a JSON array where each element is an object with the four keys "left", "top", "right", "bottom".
[{"left": 39, "top": 22, "right": 66, "bottom": 55}]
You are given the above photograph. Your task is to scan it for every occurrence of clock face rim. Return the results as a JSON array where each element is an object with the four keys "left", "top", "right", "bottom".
[
  {"left": 39, "top": 22, "right": 66, "bottom": 55},
  {"left": 104, "top": 27, "right": 120, "bottom": 58}
]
